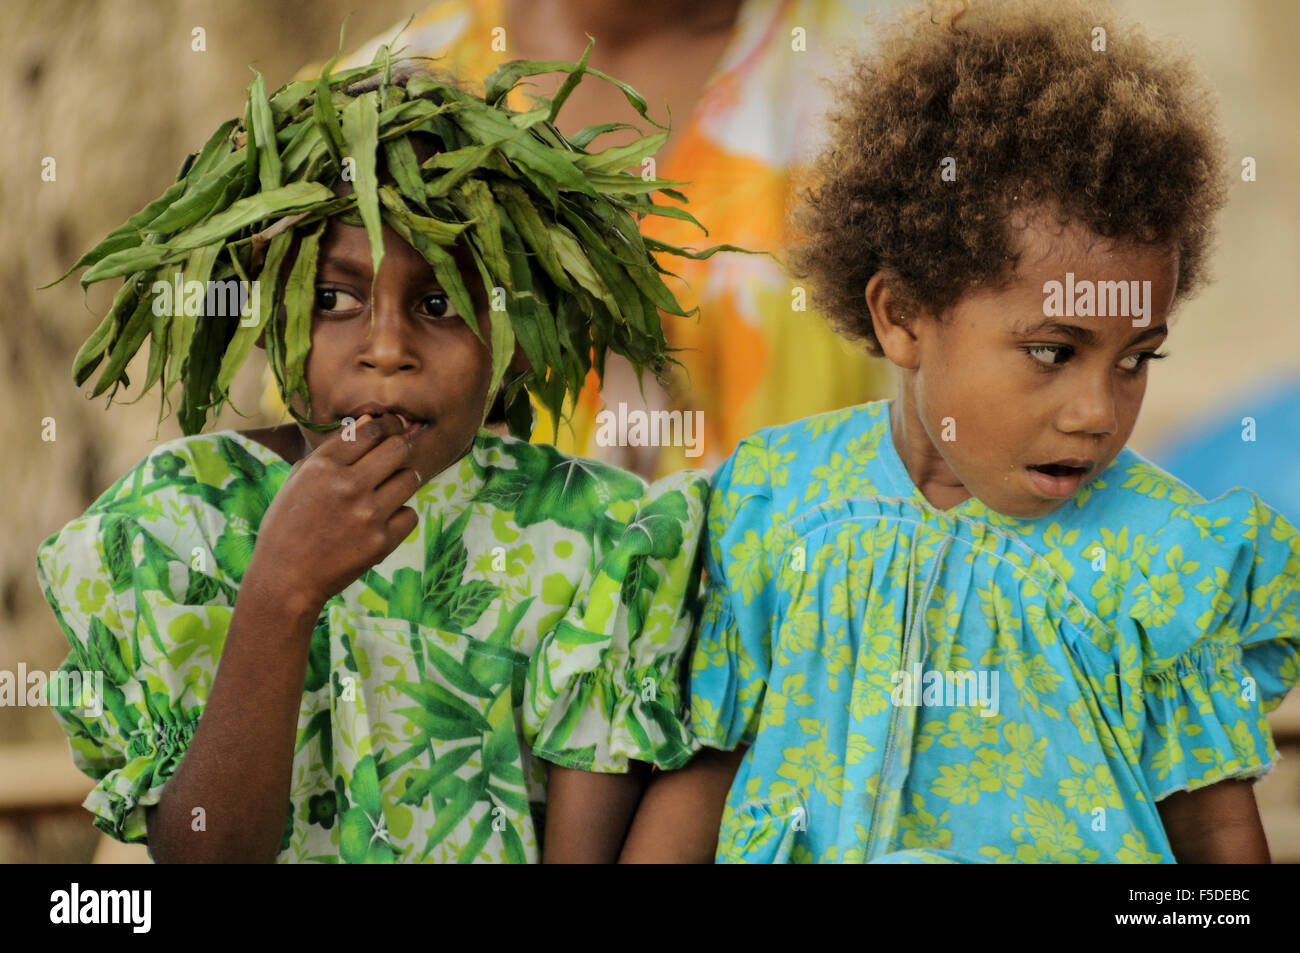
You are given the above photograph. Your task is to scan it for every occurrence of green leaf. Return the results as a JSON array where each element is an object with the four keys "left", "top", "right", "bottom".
[
  {"left": 490, "top": 181, "right": 569, "bottom": 290},
  {"left": 393, "top": 681, "right": 492, "bottom": 733},
  {"left": 172, "top": 181, "right": 334, "bottom": 251},
  {"left": 575, "top": 131, "right": 667, "bottom": 175},
  {"left": 217, "top": 229, "right": 291, "bottom": 392},
  {"left": 146, "top": 150, "right": 246, "bottom": 238},
  {"left": 566, "top": 122, "right": 640, "bottom": 150},
  {"left": 397, "top": 744, "right": 476, "bottom": 805},
  {"left": 424, "top": 143, "right": 498, "bottom": 199},
  {"left": 419, "top": 775, "right": 481, "bottom": 859},
  {"left": 339, "top": 807, "right": 375, "bottom": 864},
  {"left": 340, "top": 90, "right": 384, "bottom": 284},
  {"left": 166, "top": 242, "right": 222, "bottom": 396},
  {"left": 383, "top": 135, "right": 429, "bottom": 213},
  {"left": 80, "top": 246, "right": 177, "bottom": 287},
  {"left": 455, "top": 178, "right": 510, "bottom": 289},
  {"left": 457, "top": 810, "right": 496, "bottom": 863},
  {"left": 549, "top": 224, "right": 614, "bottom": 314},
  {"left": 425, "top": 643, "right": 494, "bottom": 699},
  {"left": 377, "top": 185, "right": 468, "bottom": 245},
  {"left": 248, "top": 71, "right": 282, "bottom": 192},
  {"left": 500, "top": 811, "right": 527, "bottom": 863},
  {"left": 313, "top": 54, "right": 346, "bottom": 169},
  {"left": 72, "top": 279, "right": 136, "bottom": 385},
  {"left": 486, "top": 297, "right": 516, "bottom": 413},
  {"left": 89, "top": 287, "right": 154, "bottom": 398},
  {"left": 182, "top": 117, "right": 239, "bottom": 183},
  {"left": 350, "top": 754, "right": 383, "bottom": 817},
  {"left": 282, "top": 220, "right": 324, "bottom": 410}
]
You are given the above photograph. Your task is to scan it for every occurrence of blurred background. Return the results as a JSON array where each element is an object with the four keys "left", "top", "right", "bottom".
[{"left": 2, "top": 0, "right": 1297, "bottom": 862}]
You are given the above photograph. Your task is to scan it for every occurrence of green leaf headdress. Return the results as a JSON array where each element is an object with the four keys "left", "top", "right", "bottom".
[{"left": 48, "top": 40, "right": 748, "bottom": 438}]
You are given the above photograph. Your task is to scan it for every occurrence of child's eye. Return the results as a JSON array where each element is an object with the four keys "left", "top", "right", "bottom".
[
  {"left": 419, "top": 292, "right": 457, "bottom": 320},
  {"left": 1118, "top": 349, "right": 1168, "bottom": 373},
  {"left": 1025, "top": 344, "right": 1073, "bottom": 367},
  {"left": 314, "top": 287, "right": 361, "bottom": 312}
]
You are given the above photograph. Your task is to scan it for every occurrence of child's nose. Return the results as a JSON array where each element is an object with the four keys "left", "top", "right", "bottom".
[
  {"left": 356, "top": 299, "right": 419, "bottom": 372},
  {"left": 1060, "top": 376, "right": 1119, "bottom": 436}
]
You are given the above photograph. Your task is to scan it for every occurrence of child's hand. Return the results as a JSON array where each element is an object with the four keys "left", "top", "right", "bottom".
[{"left": 246, "top": 413, "right": 423, "bottom": 620}]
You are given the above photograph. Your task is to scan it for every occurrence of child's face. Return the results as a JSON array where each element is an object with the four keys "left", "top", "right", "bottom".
[
  {"left": 887, "top": 215, "right": 1180, "bottom": 519},
  {"left": 290, "top": 218, "right": 495, "bottom": 478}
]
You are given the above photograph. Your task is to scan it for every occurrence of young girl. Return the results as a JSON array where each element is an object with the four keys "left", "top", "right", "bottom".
[
  {"left": 621, "top": 0, "right": 1300, "bottom": 863},
  {"left": 36, "top": 47, "right": 723, "bottom": 863}
]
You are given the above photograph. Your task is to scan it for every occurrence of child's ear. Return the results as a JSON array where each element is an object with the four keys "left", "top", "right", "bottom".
[{"left": 865, "top": 271, "right": 923, "bottom": 371}]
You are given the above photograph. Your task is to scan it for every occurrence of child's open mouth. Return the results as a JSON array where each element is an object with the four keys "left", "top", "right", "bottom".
[{"left": 1027, "top": 460, "right": 1092, "bottom": 498}]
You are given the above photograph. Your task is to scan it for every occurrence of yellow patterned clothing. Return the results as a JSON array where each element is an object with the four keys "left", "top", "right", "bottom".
[{"left": 285, "top": 0, "right": 892, "bottom": 476}]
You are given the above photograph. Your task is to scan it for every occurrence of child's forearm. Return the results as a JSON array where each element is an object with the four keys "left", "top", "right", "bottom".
[
  {"left": 1157, "top": 777, "right": 1271, "bottom": 863},
  {"left": 619, "top": 746, "right": 746, "bottom": 863},
  {"left": 542, "top": 763, "right": 649, "bottom": 863},
  {"left": 146, "top": 575, "right": 321, "bottom": 863}
]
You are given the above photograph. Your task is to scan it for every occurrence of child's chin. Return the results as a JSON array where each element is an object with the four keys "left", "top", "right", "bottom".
[{"left": 990, "top": 493, "right": 1070, "bottom": 519}]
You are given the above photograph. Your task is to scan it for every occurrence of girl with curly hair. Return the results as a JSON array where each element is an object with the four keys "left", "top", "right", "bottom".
[{"left": 621, "top": 0, "right": 1300, "bottom": 864}]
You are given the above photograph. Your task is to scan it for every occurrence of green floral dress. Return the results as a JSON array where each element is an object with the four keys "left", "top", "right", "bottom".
[{"left": 36, "top": 429, "right": 707, "bottom": 862}]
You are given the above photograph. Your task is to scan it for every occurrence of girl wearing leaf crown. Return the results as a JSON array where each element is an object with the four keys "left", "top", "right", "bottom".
[{"left": 36, "top": 43, "right": 733, "bottom": 863}]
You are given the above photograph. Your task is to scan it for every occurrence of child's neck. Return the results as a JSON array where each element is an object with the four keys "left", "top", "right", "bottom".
[{"left": 889, "top": 396, "right": 974, "bottom": 512}]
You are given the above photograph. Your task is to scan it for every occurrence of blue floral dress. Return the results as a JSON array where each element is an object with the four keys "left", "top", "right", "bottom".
[{"left": 689, "top": 400, "right": 1300, "bottom": 863}]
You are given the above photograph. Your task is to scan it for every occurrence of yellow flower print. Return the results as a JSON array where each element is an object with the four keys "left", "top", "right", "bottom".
[
  {"left": 829, "top": 570, "right": 872, "bottom": 621},
  {"left": 801, "top": 406, "right": 857, "bottom": 440},
  {"left": 804, "top": 452, "right": 878, "bottom": 502},
  {"left": 1149, "top": 704, "right": 1203, "bottom": 780},
  {"left": 774, "top": 731, "right": 847, "bottom": 806},
  {"left": 691, "top": 696, "right": 720, "bottom": 736},
  {"left": 734, "top": 433, "right": 797, "bottom": 488},
  {"left": 931, "top": 762, "right": 982, "bottom": 805},
  {"left": 1121, "top": 461, "right": 1198, "bottom": 503},
  {"left": 1115, "top": 829, "right": 1165, "bottom": 864},
  {"left": 1003, "top": 721, "right": 1048, "bottom": 777},
  {"left": 1058, "top": 755, "right": 1123, "bottom": 812},
  {"left": 776, "top": 603, "right": 822, "bottom": 665},
  {"left": 821, "top": 640, "right": 853, "bottom": 693},
  {"left": 728, "top": 529, "right": 772, "bottom": 606},
  {"left": 1009, "top": 797, "right": 1097, "bottom": 862},
  {"left": 846, "top": 732, "right": 877, "bottom": 765},
  {"left": 898, "top": 793, "right": 953, "bottom": 849},
  {"left": 765, "top": 673, "right": 816, "bottom": 728},
  {"left": 924, "top": 586, "right": 964, "bottom": 644},
  {"left": 1189, "top": 744, "right": 1243, "bottom": 779},
  {"left": 850, "top": 665, "right": 895, "bottom": 720},
  {"left": 943, "top": 708, "right": 1000, "bottom": 749},
  {"left": 970, "top": 748, "right": 1026, "bottom": 796},
  {"left": 1066, "top": 697, "right": 1097, "bottom": 747},
  {"left": 1025, "top": 655, "right": 1065, "bottom": 698}
]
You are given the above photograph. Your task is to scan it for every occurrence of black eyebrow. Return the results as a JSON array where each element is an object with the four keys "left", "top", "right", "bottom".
[
  {"left": 1011, "top": 319, "right": 1168, "bottom": 347},
  {"left": 1126, "top": 324, "right": 1169, "bottom": 345},
  {"left": 1012, "top": 319, "right": 1098, "bottom": 345}
]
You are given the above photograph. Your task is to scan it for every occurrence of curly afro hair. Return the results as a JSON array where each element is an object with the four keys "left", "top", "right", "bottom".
[{"left": 789, "top": 0, "right": 1228, "bottom": 355}]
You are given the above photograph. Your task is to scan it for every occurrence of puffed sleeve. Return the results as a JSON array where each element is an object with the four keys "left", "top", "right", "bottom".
[
  {"left": 1125, "top": 488, "right": 1300, "bottom": 800},
  {"left": 524, "top": 470, "right": 709, "bottom": 772},
  {"left": 688, "top": 435, "right": 779, "bottom": 751},
  {"left": 35, "top": 500, "right": 235, "bottom": 844}
]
